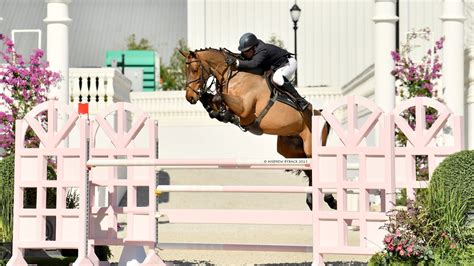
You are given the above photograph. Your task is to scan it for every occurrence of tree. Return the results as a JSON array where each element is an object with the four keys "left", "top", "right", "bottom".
[
  {"left": 160, "top": 39, "right": 189, "bottom": 91},
  {"left": 126, "top": 34, "right": 153, "bottom": 50},
  {"left": 267, "top": 33, "right": 285, "bottom": 49}
]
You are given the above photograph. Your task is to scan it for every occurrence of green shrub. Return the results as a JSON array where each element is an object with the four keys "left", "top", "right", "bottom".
[
  {"left": 424, "top": 150, "right": 474, "bottom": 262},
  {"left": 0, "top": 155, "right": 15, "bottom": 242},
  {"left": 94, "top": 245, "right": 112, "bottom": 261},
  {"left": 126, "top": 34, "right": 153, "bottom": 50},
  {"left": 160, "top": 39, "right": 189, "bottom": 91},
  {"left": 368, "top": 251, "right": 432, "bottom": 266}
]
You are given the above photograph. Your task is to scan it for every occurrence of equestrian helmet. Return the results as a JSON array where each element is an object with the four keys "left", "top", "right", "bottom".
[{"left": 238, "top": 33, "right": 258, "bottom": 52}]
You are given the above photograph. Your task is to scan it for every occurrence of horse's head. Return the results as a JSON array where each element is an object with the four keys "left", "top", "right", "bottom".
[{"left": 179, "top": 50, "right": 211, "bottom": 104}]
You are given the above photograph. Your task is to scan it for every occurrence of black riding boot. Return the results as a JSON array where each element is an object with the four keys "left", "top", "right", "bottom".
[{"left": 280, "top": 81, "right": 310, "bottom": 111}]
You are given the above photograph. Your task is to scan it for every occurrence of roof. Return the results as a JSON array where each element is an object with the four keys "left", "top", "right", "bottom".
[{"left": 0, "top": 0, "right": 187, "bottom": 67}]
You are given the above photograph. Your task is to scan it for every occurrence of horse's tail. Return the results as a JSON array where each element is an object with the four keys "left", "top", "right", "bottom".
[
  {"left": 313, "top": 109, "right": 331, "bottom": 146},
  {"left": 321, "top": 120, "right": 331, "bottom": 146}
]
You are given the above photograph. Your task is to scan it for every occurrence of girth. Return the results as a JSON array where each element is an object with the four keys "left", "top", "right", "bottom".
[
  {"left": 241, "top": 91, "right": 279, "bottom": 135},
  {"left": 240, "top": 71, "right": 301, "bottom": 135}
]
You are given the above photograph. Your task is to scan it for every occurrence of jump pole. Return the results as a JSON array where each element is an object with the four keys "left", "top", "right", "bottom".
[{"left": 87, "top": 158, "right": 312, "bottom": 169}]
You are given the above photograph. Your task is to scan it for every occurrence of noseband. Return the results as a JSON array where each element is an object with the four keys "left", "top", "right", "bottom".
[{"left": 185, "top": 58, "right": 212, "bottom": 98}]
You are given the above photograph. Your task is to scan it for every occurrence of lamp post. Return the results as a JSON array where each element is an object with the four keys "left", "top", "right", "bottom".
[{"left": 290, "top": 2, "right": 301, "bottom": 86}]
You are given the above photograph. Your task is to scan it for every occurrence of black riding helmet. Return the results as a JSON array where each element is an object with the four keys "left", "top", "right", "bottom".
[{"left": 238, "top": 33, "right": 258, "bottom": 52}]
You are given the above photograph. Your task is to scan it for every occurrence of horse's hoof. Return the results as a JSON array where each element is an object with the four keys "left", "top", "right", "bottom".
[
  {"left": 209, "top": 110, "right": 218, "bottom": 119},
  {"left": 324, "top": 193, "right": 337, "bottom": 210},
  {"left": 212, "top": 94, "right": 222, "bottom": 103}
]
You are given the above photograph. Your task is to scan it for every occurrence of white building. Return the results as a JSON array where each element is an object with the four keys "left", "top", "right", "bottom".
[{"left": 1, "top": 0, "right": 473, "bottom": 157}]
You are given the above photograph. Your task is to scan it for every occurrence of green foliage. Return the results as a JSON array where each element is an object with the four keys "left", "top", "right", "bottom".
[
  {"left": 376, "top": 201, "right": 435, "bottom": 264},
  {"left": 126, "top": 34, "right": 153, "bottom": 50},
  {"left": 424, "top": 150, "right": 474, "bottom": 262},
  {"left": 369, "top": 251, "right": 433, "bottom": 266},
  {"left": 94, "top": 245, "right": 112, "bottom": 261},
  {"left": 267, "top": 33, "right": 285, "bottom": 49},
  {"left": 396, "top": 188, "right": 407, "bottom": 206},
  {"left": 160, "top": 39, "right": 189, "bottom": 91},
  {"left": 0, "top": 155, "right": 15, "bottom": 242},
  {"left": 374, "top": 150, "right": 474, "bottom": 264},
  {"left": 0, "top": 156, "right": 80, "bottom": 242}
]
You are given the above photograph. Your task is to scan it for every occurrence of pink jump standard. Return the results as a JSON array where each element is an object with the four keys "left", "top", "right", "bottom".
[{"left": 9, "top": 96, "right": 463, "bottom": 265}]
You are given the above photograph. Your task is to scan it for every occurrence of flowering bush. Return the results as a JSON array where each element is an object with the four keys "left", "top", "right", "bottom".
[
  {"left": 391, "top": 28, "right": 445, "bottom": 181},
  {"left": 0, "top": 34, "right": 60, "bottom": 155},
  {"left": 391, "top": 28, "right": 444, "bottom": 103},
  {"left": 369, "top": 201, "right": 435, "bottom": 265},
  {"left": 382, "top": 201, "right": 434, "bottom": 262}
]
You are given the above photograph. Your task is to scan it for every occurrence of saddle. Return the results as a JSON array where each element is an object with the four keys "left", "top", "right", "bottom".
[
  {"left": 199, "top": 69, "right": 306, "bottom": 136},
  {"left": 237, "top": 71, "right": 305, "bottom": 135},
  {"left": 263, "top": 70, "right": 301, "bottom": 111}
]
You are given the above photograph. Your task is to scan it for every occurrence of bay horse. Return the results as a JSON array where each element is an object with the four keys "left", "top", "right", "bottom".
[{"left": 179, "top": 48, "right": 335, "bottom": 210}]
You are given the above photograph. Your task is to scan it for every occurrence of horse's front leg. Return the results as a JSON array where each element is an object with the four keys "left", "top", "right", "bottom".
[
  {"left": 222, "top": 93, "right": 258, "bottom": 125},
  {"left": 221, "top": 93, "right": 244, "bottom": 115}
]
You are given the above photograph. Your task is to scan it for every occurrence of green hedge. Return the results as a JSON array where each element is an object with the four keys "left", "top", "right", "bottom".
[
  {"left": 0, "top": 155, "right": 15, "bottom": 242},
  {"left": 425, "top": 150, "right": 474, "bottom": 263}
]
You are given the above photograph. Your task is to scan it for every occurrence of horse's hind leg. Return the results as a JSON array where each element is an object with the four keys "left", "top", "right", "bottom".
[
  {"left": 277, "top": 135, "right": 306, "bottom": 158},
  {"left": 300, "top": 126, "right": 337, "bottom": 210},
  {"left": 277, "top": 135, "right": 315, "bottom": 210}
]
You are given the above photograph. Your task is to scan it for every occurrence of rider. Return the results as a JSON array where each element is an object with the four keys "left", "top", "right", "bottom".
[{"left": 225, "top": 32, "right": 310, "bottom": 111}]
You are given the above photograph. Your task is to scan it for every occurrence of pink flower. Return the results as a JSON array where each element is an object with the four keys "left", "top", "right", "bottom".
[
  {"left": 426, "top": 114, "right": 434, "bottom": 124},
  {"left": 391, "top": 51, "right": 401, "bottom": 61},
  {"left": 33, "top": 48, "right": 44, "bottom": 58},
  {"left": 396, "top": 243, "right": 403, "bottom": 251},
  {"left": 0, "top": 35, "right": 59, "bottom": 155},
  {"left": 384, "top": 235, "right": 393, "bottom": 243},
  {"left": 407, "top": 244, "right": 414, "bottom": 254},
  {"left": 422, "top": 82, "right": 433, "bottom": 92},
  {"left": 436, "top": 37, "right": 445, "bottom": 49},
  {"left": 5, "top": 39, "right": 14, "bottom": 48},
  {"left": 399, "top": 249, "right": 405, "bottom": 256}
]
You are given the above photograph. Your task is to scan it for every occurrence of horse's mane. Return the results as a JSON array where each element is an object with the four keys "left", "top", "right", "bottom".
[{"left": 193, "top": 47, "right": 241, "bottom": 59}]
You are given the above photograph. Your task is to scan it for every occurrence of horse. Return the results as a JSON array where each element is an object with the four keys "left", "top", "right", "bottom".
[{"left": 179, "top": 48, "right": 335, "bottom": 210}]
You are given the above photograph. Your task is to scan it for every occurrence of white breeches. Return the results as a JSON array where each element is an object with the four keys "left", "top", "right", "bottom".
[{"left": 272, "top": 57, "right": 297, "bottom": 86}]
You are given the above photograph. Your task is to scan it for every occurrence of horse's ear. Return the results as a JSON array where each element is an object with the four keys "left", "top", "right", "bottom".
[{"left": 178, "top": 49, "right": 188, "bottom": 57}]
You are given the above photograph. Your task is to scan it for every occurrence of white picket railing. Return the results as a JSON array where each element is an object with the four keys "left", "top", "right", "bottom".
[
  {"left": 69, "top": 68, "right": 132, "bottom": 114},
  {"left": 130, "top": 87, "right": 343, "bottom": 126}
]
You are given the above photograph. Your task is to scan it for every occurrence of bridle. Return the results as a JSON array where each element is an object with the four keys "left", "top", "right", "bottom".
[
  {"left": 184, "top": 49, "right": 237, "bottom": 100},
  {"left": 185, "top": 58, "right": 212, "bottom": 98}
]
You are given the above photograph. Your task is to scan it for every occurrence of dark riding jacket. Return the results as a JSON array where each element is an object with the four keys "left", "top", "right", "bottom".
[{"left": 238, "top": 40, "right": 292, "bottom": 71}]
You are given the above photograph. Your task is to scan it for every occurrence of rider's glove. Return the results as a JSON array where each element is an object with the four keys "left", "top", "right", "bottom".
[{"left": 225, "top": 56, "right": 237, "bottom": 67}]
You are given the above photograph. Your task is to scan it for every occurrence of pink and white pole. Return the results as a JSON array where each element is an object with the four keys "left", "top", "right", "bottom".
[{"left": 87, "top": 158, "right": 311, "bottom": 169}]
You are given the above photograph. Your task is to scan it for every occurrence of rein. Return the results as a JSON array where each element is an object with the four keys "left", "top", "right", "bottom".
[
  {"left": 184, "top": 48, "right": 246, "bottom": 131},
  {"left": 185, "top": 58, "right": 213, "bottom": 97},
  {"left": 185, "top": 49, "right": 238, "bottom": 96}
]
